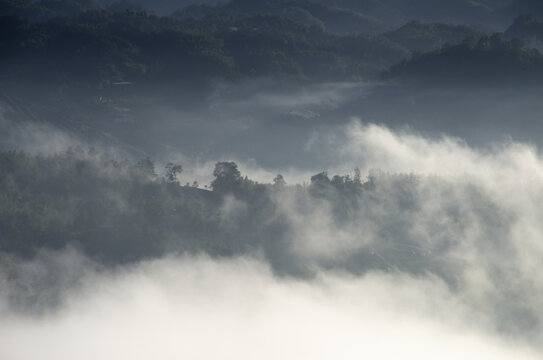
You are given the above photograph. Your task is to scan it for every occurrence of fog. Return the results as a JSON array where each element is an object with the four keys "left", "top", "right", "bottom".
[
  {"left": 3, "top": 116, "right": 543, "bottom": 357},
  {"left": 0, "top": 256, "right": 540, "bottom": 360},
  {"left": 4, "top": 80, "right": 543, "bottom": 172},
  {"left": 5, "top": 0, "right": 543, "bottom": 357}
]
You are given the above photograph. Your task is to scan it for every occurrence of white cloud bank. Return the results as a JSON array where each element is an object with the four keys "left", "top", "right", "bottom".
[{"left": 0, "top": 256, "right": 539, "bottom": 360}]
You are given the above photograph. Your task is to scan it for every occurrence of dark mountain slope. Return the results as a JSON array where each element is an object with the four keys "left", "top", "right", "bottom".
[
  {"left": 0, "top": 10, "right": 409, "bottom": 89},
  {"left": 174, "top": 0, "right": 389, "bottom": 34},
  {"left": 387, "top": 34, "right": 543, "bottom": 84},
  {"left": 384, "top": 20, "right": 486, "bottom": 52}
]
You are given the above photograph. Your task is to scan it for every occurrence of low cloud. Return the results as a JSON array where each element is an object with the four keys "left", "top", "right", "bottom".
[
  {"left": 3, "top": 120, "right": 543, "bottom": 358},
  {"left": 0, "top": 256, "right": 539, "bottom": 360}
]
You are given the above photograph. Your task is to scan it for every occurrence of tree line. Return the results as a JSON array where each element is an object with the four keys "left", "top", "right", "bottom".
[{"left": 0, "top": 149, "right": 368, "bottom": 267}]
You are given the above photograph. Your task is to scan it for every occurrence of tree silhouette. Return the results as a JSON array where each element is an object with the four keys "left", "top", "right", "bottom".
[{"left": 211, "top": 161, "right": 242, "bottom": 193}]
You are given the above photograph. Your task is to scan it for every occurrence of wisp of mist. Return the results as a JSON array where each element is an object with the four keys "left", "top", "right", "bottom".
[{"left": 2, "top": 121, "right": 543, "bottom": 359}]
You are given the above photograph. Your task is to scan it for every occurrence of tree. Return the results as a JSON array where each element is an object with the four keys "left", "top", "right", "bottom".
[
  {"left": 310, "top": 171, "right": 329, "bottom": 184},
  {"left": 165, "top": 162, "right": 182, "bottom": 183},
  {"left": 353, "top": 167, "right": 361, "bottom": 185},
  {"left": 273, "top": 174, "right": 286, "bottom": 186},
  {"left": 211, "top": 161, "right": 242, "bottom": 193},
  {"left": 310, "top": 171, "right": 330, "bottom": 197}
]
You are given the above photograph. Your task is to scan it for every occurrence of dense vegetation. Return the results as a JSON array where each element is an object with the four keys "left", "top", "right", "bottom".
[
  {"left": 383, "top": 20, "right": 485, "bottom": 52},
  {"left": 7, "top": 0, "right": 511, "bottom": 29},
  {"left": 0, "top": 0, "right": 101, "bottom": 21},
  {"left": 0, "top": 7, "right": 409, "bottom": 88},
  {"left": 0, "top": 149, "right": 368, "bottom": 269},
  {"left": 387, "top": 33, "right": 543, "bottom": 84},
  {"left": 4, "top": 0, "right": 543, "bottom": 89},
  {"left": 175, "top": 0, "right": 513, "bottom": 29},
  {"left": 174, "top": 0, "right": 389, "bottom": 35}
]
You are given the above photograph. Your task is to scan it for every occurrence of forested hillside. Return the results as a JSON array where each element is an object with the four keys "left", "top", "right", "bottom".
[
  {"left": 0, "top": 9, "right": 408, "bottom": 89},
  {"left": 0, "top": 149, "right": 369, "bottom": 270},
  {"left": 387, "top": 34, "right": 543, "bottom": 84},
  {"left": 384, "top": 21, "right": 485, "bottom": 52},
  {"left": 5, "top": 0, "right": 543, "bottom": 89},
  {"left": 176, "top": 0, "right": 512, "bottom": 29},
  {"left": 174, "top": 0, "right": 389, "bottom": 34}
]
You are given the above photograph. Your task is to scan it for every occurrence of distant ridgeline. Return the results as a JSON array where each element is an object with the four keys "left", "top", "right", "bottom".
[
  {"left": 2, "top": 0, "right": 543, "bottom": 89},
  {"left": 382, "top": 21, "right": 486, "bottom": 52},
  {"left": 384, "top": 13, "right": 543, "bottom": 84},
  {"left": 0, "top": 7, "right": 408, "bottom": 87},
  {"left": 0, "top": 0, "right": 518, "bottom": 28},
  {"left": 0, "top": 149, "right": 369, "bottom": 269},
  {"left": 386, "top": 33, "right": 543, "bottom": 84}
]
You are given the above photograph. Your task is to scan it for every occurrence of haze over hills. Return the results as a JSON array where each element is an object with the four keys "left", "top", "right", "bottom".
[
  {"left": 175, "top": 0, "right": 516, "bottom": 30},
  {"left": 2, "top": 0, "right": 533, "bottom": 30},
  {"left": 4, "top": 0, "right": 543, "bottom": 91},
  {"left": 0, "top": 7, "right": 409, "bottom": 87},
  {"left": 4, "top": 0, "right": 543, "bottom": 160},
  {"left": 4, "top": 1, "right": 543, "bottom": 359},
  {"left": 4, "top": 0, "right": 543, "bottom": 181},
  {"left": 383, "top": 20, "right": 486, "bottom": 52},
  {"left": 386, "top": 34, "right": 543, "bottom": 83}
]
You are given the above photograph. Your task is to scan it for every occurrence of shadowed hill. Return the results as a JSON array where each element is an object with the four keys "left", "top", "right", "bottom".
[
  {"left": 174, "top": 0, "right": 389, "bottom": 35},
  {"left": 315, "top": 0, "right": 509, "bottom": 28},
  {"left": 386, "top": 33, "right": 543, "bottom": 84},
  {"left": 0, "top": 10, "right": 409, "bottom": 89},
  {"left": 384, "top": 20, "right": 486, "bottom": 52}
]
